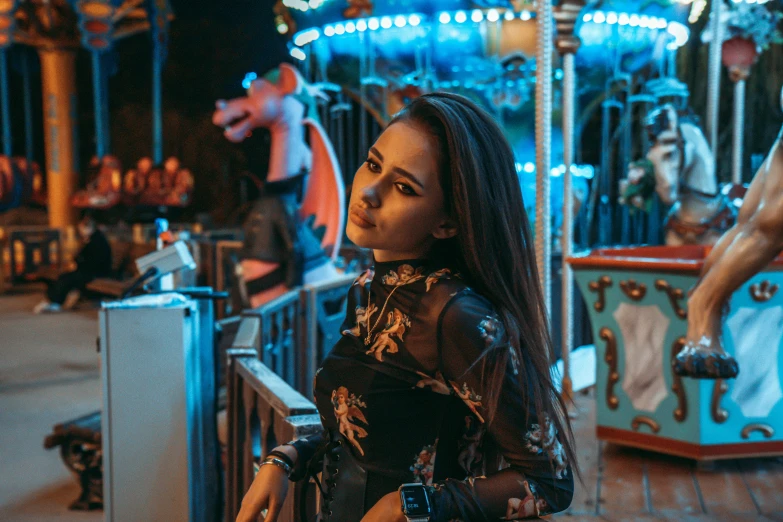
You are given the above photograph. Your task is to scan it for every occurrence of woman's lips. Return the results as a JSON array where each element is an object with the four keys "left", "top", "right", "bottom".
[{"left": 349, "top": 208, "right": 376, "bottom": 228}]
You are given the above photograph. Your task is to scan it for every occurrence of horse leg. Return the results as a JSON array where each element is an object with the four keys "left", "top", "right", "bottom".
[
  {"left": 680, "top": 129, "right": 783, "bottom": 378},
  {"left": 240, "top": 260, "right": 290, "bottom": 309}
]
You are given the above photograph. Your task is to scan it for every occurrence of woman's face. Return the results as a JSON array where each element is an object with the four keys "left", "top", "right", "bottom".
[{"left": 346, "top": 121, "right": 456, "bottom": 262}]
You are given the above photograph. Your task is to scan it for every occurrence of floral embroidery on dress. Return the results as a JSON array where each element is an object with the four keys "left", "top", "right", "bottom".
[
  {"left": 478, "top": 315, "right": 519, "bottom": 375},
  {"left": 524, "top": 416, "right": 568, "bottom": 479},
  {"left": 332, "top": 387, "right": 369, "bottom": 456},
  {"left": 452, "top": 382, "right": 485, "bottom": 423},
  {"left": 458, "top": 415, "right": 484, "bottom": 476},
  {"left": 425, "top": 268, "right": 452, "bottom": 292},
  {"left": 410, "top": 443, "right": 437, "bottom": 485},
  {"left": 353, "top": 268, "right": 374, "bottom": 287},
  {"left": 343, "top": 302, "right": 378, "bottom": 337},
  {"left": 365, "top": 308, "right": 411, "bottom": 361},
  {"left": 381, "top": 264, "right": 426, "bottom": 286},
  {"left": 414, "top": 370, "right": 451, "bottom": 395},
  {"left": 504, "top": 481, "right": 549, "bottom": 520}
]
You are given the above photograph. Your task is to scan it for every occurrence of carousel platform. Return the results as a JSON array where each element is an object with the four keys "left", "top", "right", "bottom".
[{"left": 0, "top": 289, "right": 781, "bottom": 521}]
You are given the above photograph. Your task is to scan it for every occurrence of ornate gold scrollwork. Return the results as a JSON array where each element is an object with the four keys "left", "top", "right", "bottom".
[
  {"left": 632, "top": 415, "right": 661, "bottom": 434},
  {"left": 599, "top": 327, "right": 619, "bottom": 410},
  {"left": 741, "top": 423, "right": 775, "bottom": 439},
  {"left": 711, "top": 379, "right": 729, "bottom": 424},
  {"left": 654, "top": 279, "right": 687, "bottom": 320},
  {"left": 671, "top": 337, "right": 688, "bottom": 422},
  {"left": 620, "top": 279, "right": 647, "bottom": 301},
  {"left": 750, "top": 281, "right": 779, "bottom": 303},
  {"left": 588, "top": 276, "right": 612, "bottom": 312}
]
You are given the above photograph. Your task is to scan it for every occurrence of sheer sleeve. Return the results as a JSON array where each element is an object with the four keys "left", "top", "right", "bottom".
[
  {"left": 286, "top": 431, "right": 327, "bottom": 482},
  {"left": 428, "top": 290, "right": 574, "bottom": 521}
]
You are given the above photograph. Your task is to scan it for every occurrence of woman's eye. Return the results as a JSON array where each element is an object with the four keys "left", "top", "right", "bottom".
[
  {"left": 395, "top": 183, "right": 415, "bottom": 196},
  {"left": 365, "top": 159, "right": 381, "bottom": 173}
]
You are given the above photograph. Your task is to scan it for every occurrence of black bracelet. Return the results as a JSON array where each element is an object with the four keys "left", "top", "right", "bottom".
[{"left": 267, "top": 450, "right": 294, "bottom": 468}]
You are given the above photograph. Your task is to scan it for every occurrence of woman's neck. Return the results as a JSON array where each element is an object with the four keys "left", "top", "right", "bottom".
[{"left": 372, "top": 250, "right": 429, "bottom": 264}]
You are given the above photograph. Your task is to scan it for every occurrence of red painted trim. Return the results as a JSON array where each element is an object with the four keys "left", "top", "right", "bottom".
[
  {"left": 598, "top": 426, "right": 783, "bottom": 460},
  {"left": 568, "top": 246, "right": 783, "bottom": 273}
]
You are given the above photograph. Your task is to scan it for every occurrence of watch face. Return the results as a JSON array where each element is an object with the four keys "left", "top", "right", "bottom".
[{"left": 400, "top": 486, "right": 430, "bottom": 517}]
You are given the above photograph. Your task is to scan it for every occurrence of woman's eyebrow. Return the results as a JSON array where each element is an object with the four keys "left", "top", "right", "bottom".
[{"left": 370, "top": 147, "right": 384, "bottom": 161}]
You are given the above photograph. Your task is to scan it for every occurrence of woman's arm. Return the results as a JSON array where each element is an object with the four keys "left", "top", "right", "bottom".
[{"left": 428, "top": 292, "right": 574, "bottom": 521}]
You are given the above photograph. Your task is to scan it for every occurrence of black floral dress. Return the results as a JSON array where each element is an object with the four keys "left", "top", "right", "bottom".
[{"left": 289, "top": 258, "right": 573, "bottom": 521}]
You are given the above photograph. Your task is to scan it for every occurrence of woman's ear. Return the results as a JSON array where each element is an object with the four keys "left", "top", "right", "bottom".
[{"left": 432, "top": 219, "right": 458, "bottom": 240}]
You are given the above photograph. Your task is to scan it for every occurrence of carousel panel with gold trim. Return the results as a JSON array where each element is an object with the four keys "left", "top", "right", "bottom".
[{"left": 569, "top": 246, "right": 783, "bottom": 460}]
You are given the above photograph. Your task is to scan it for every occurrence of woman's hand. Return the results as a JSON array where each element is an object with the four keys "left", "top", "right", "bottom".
[
  {"left": 360, "top": 491, "right": 407, "bottom": 522},
  {"left": 236, "top": 445, "right": 298, "bottom": 522}
]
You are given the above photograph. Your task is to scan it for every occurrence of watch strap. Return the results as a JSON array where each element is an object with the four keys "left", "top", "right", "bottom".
[{"left": 406, "top": 518, "right": 430, "bottom": 522}]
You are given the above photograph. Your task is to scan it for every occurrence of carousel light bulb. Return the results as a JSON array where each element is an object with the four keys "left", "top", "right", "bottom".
[
  {"left": 658, "top": 18, "right": 668, "bottom": 29},
  {"left": 277, "top": 23, "right": 289, "bottom": 34},
  {"left": 381, "top": 16, "right": 393, "bottom": 29},
  {"left": 335, "top": 23, "right": 345, "bottom": 34},
  {"left": 409, "top": 14, "right": 421, "bottom": 26},
  {"left": 667, "top": 21, "right": 689, "bottom": 47},
  {"left": 618, "top": 13, "right": 629, "bottom": 25},
  {"left": 345, "top": 21, "right": 356, "bottom": 33},
  {"left": 606, "top": 11, "right": 618, "bottom": 24},
  {"left": 593, "top": 11, "right": 606, "bottom": 24},
  {"left": 471, "top": 10, "right": 483, "bottom": 23},
  {"left": 520, "top": 10, "right": 531, "bottom": 20},
  {"left": 324, "top": 25, "right": 335, "bottom": 36},
  {"left": 505, "top": 10, "right": 515, "bottom": 21},
  {"left": 639, "top": 15, "right": 649, "bottom": 27},
  {"left": 524, "top": 162, "right": 535, "bottom": 173},
  {"left": 629, "top": 14, "right": 639, "bottom": 26},
  {"left": 551, "top": 167, "right": 560, "bottom": 176},
  {"left": 455, "top": 11, "right": 467, "bottom": 23},
  {"left": 368, "top": 18, "right": 380, "bottom": 30},
  {"left": 356, "top": 19, "right": 368, "bottom": 31},
  {"left": 439, "top": 12, "right": 451, "bottom": 24},
  {"left": 290, "top": 48, "right": 306, "bottom": 60},
  {"left": 582, "top": 13, "right": 593, "bottom": 22},
  {"left": 487, "top": 9, "right": 499, "bottom": 22},
  {"left": 394, "top": 15, "right": 406, "bottom": 27}
]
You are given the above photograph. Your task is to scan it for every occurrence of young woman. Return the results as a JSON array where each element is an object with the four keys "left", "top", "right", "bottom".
[{"left": 237, "top": 92, "right": 578, "bottom": 522}]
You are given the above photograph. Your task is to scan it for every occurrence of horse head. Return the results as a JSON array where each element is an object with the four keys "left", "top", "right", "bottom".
[
  {"left": 213, "top": 63, "right": 319, "bottom": 143},
  {"left": 645, "top": 104, "right": 717, "bottom": 206}
]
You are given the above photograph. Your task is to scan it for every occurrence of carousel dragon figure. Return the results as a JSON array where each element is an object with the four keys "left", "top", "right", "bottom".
[
  {"left": 675, "top": 88, "right": 783, "bottom": 379},
  {"left": 212, "top": 63, "right": 345, "bottom": 308}
]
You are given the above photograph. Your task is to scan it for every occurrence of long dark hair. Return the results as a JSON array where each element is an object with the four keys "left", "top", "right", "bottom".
[{"left": 390, "top": 92, "right": 579, "bottom": 478}]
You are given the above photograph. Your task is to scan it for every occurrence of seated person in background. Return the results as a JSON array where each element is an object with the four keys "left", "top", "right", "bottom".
[{"left": 33, "top": 215, "right": 112, "bottom": 313}]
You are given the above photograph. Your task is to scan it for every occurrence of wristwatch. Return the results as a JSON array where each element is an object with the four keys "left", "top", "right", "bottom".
[{"left": 398, "top": 483, "right": 432, "bottom": 522}]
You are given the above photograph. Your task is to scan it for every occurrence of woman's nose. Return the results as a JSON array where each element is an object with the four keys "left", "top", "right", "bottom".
[{"left": 360, "top": 182, "right": 381, "bottom": 208}]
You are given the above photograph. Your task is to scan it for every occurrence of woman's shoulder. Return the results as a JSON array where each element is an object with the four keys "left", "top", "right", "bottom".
[{"left": 423, "top": 274, "right": 497, "bottom": 332}]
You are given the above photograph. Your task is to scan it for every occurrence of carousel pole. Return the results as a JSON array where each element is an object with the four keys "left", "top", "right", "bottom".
[
  {"left": 39, "top": 48, "right": 79, "bottom": 229},
  {"left": 706, "top": 0, "right": 723, "bottom": 160},
  {"left": 554, "top": 0, "right": 585, "bottom": 402},
  {"left": 22, "top": 49, "right": 34, "bottom": 161},
  {"left": 152, "top": 41, "right": 163, "bottom": 164},
  {"left": 535, "top": 0, "right": 554, "bottom": 317},
  {"left": 731, "top": 77, "right": 745, "bottom": 185},
  {"left": 0, "top": 49, "right": 11, "bottom": 157},
  {"left": 91, "top": 51, "right": 107, "bottom": 159}
]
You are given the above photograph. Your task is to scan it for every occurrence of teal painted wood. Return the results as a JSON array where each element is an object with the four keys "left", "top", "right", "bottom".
[{"left": 575, "top": 266, "right": 783, "bottom": 452}]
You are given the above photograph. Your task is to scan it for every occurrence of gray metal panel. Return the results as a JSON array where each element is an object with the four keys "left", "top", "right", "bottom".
[{"left": 101, "top": 298, "right": 196, "bottom": 522}]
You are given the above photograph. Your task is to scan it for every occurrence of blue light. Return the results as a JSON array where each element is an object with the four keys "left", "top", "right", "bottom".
[
  {"left": 524, "top": 162, "right": 535, "bottom": 173},
  {"left": 618, "top": 13, "right": 629, "bottom": 25},
  {"left": 334, "top": 23, "right": 345, "bottom": 35},
  {"left": 409, "top": 14, "right": 421, "bottom": 26},
  {"left": 380, "top": 16, "right": 393, "bottom": 29},
  {"left": 593, "top": 11, "right": 605, "bottom": 24},
  {"left": 368, "top": 17, "right": 380, "bottom": 30},
  {"left": 606, "top": 11, "right": 618, "bottom": 24},
  {"left": 242, "top": 72, "right": 257, "bottom": 90},
  {"left": 471, "top": 9, "right": 483, "bottom": 23},
  {"left": 324, "top": 25, "right": 335, "bottom": 36},
  {"left": 520, "top": 10, "right": 531, "bottom": 21},
  {"left": 455, "top": 11, "right": 467, "bottom": 23},
  {"left": 439, "top": 12, "right": 450, "bottom": 24},
  {"left": 345, "top": 21, "right": 356, "bottom": 33},
  {"left": 582, "top": 13, "right": 593, "bottom": 23},
  {"left": 505, "top": 10, "right": 514, "bottom": 21},
  {"left": 290, "top": 48, "right": 306, "bottom": 60},
  {"left": 356, "top": 19, "right": 367, "bottom": 31},
  {"left": 487, "top": 9, "right": 499, "bottom": 22},
  {"left": 394, "top": 15, "right": 406, "bottom": 27},
  {"left": 554, "top": 68, "right": 564, "bottom": 80},
  {"left": 629, "top": 14, "right": 639, "bottom": 26}
]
